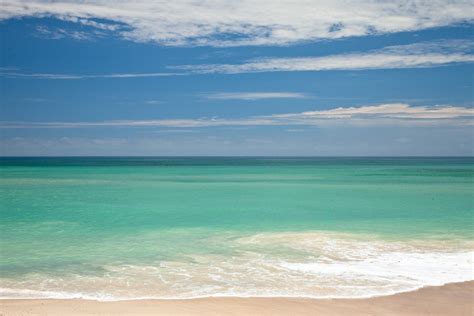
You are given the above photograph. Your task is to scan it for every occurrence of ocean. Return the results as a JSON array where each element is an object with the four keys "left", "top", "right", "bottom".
[{"left": 0, "top": 157, "right": 473, "bottom": 300}]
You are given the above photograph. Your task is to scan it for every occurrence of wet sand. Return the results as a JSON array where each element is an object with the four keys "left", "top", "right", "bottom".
[{"left": 1, "top": 281, "right": 472, "bottom": 315}]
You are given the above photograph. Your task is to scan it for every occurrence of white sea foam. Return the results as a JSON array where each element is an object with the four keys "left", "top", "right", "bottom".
[{"left": 1, "top": 232, "right": 473, "bottom": 301}]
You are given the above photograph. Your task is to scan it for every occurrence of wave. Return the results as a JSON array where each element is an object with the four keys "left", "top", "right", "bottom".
[{"left": 1, "top": 232, "right": 473, "bottom": 301}]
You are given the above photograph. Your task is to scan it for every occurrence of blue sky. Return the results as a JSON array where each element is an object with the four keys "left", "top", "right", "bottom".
[{"left": 0, "top": 1, "right": 473, "bottom": 156}]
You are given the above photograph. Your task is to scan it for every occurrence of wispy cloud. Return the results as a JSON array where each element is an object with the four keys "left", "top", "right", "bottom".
[
  {"left": 23, "top": 97, "right": 48, "bottom": 103},
  {"left": 58, "top": 16, "right": 121, "bottom": 31},
  {"left": 145, "top": 100, "right": 162, "bottom": 105},
  {"left": 0, "top": 72, "right": 182, "bottom": 80},
  {"left": 1, "top": 1, "right": 473, "bottom": 47},
  {"left": 3, "top": 40, "right": 473, "bottom": 79},
  {"left": 272, "top": 103, "right": 474, "bottom": 121},
  {"left": 35, "top": 25, "right": 94, "bottom": 41},
  {"left": 178, "top": 40, "right": 474, "bottom": 74},
  {"left": 2, "top": 104, "right": 472, "bottom": 129},
  {"left": 206, "top": 92, "right": 309, "bottom": 100}
]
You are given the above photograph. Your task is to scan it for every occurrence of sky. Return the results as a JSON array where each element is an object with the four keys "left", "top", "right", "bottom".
[{"left": 0, "top": 0, "right": 473, "bottom": 156}]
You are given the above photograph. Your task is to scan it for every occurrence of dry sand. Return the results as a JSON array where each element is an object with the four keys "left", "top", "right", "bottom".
[{"left": 1, "top": 281, "right": 472, "bottom": 315}]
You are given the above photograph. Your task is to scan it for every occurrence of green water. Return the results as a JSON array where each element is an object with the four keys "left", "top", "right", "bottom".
[{"left": 0, "top": 157, "right": 473, "bottom": 299}]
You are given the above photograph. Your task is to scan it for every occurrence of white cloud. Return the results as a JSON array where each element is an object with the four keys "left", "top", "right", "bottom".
[
  {"left": 35, "top": 25, "right": 94, "bottom": 40},
  {"left": 2, "top": 72, "right": 85, "bottom": 79},
  {"left": 0, "top": 72, "right": 182, "bottom": 80},
  {"left": 58, "top": 16, "right": 120, "bottom": 31},
  {"left": 98, "top": 73, "right": 182, "bottom": 78},
  {"left": 3, "top": 40, "right": 472, "bottom": 79},
  {"left": 179, "top": 40, "right": 474, "bottom": 74},
  {"left": 1, "top": 1, "right": 473, "bottom": 46},
  {"left": 1, "top": 104, "right": 472, "bottom": 129},
  {"left": 145, "top": 100, "right": 161, "bottom": 105},
  {"left": 272, "top": 103, "right": 474, "bottom": 121},
  {"left": 206, "top": 92, "right": 309, "bottom": 100}
]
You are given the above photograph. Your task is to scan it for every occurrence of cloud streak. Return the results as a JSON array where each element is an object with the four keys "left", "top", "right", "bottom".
[
  {"left": 206, "top": 92, "right": 309, "bottom": 100},
  {"left": 1, "top": 104, "right": 472, "bottom": 129},
  {"left": 1, "top": 1, "right": 473, "bottom": 47},
  {"left": 3, "top": 40, "right": 473, "bottom": 79},
  {"left": 178, "top": 40, "right": 474, "bottom": 74},
  {"left": 35, "top": 25, "right": 95, "bottom": 40},
  {"left": 0, "top": 72, "right": 183, "bottom": 80}
]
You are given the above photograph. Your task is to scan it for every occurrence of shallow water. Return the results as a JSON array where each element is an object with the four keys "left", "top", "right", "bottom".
[{"left": 0, "top": 157, "right": 473, "bottom": 300}]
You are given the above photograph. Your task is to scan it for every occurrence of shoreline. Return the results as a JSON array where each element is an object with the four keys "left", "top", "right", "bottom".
[
  {"left": 0, "top": 279, "right": 472, "bottom": 301},
  {"left": 1, "top": 281, "right": 472, "bottom": 315}
]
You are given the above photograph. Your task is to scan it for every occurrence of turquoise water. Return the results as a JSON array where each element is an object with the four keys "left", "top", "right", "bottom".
[{"left": 0, "top": 157, "right": 473, "bottom": 299}]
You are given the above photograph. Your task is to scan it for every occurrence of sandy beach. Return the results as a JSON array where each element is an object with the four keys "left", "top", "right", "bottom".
[{"left": 1, "top": 281, "right": 472, "bottom": 316}]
